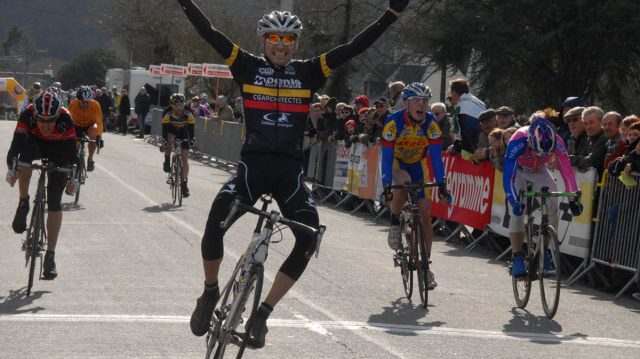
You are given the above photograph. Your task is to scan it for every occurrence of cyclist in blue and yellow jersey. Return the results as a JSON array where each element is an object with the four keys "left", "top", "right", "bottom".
[
  {"left": 68, "top": 86, "right": 103, "bottom": 172},
  {"left": 161, "top": 93, "right": 195, "bottom": 197},
  {"left": 178, "top": 0, "right": 410, "bottom": 348},
  {"left": 6, "top": 88, "right": 78, "bottom": 280},
  {"left": 381, "top": 82, "right": 450, "bottom": 290}
]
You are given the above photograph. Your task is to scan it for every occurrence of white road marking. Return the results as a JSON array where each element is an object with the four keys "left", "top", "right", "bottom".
[
  {"left": 1, "top": 314, "right": 639, "bottom": 349},
  {"left": 96, "top": 162, "right": 407, "bottom": 358}
]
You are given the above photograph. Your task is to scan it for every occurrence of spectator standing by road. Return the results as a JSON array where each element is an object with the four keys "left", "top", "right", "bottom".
[
  {"left": 431, "top": 102, "right": 452, "bottom": 151},
  {"left": 564, "top": 106, "right": 588, "bottom": 156},
  {"left": 117, "top": 88, "right": 130, "bottom": 135},
  {"left": 496, "top": 106, "right": 519, "bottom": 129},
  {"left": 388, "top": 81, "right": 405, "bottom": 112},
  {"left": 473, "top": 109, "right": 498, "bottom": 164},
  {"left": 134, "top": 87, "right": 152, "bottom": 139},
  {"left": 211, "top": 95, "right": 234, "bottom": 122},
  {"left": 447, "top": 78, "right": 485, "bottom": 161},
  {"left": 602, "top": 111, "right": 623, "bottom": 167},
  {"left": 569, "top": 106, "right": 607, "bottom": 175}
]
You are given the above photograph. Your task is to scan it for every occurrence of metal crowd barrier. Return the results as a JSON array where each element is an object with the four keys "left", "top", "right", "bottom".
[
  {"left": 148, "top": 108, "right": 242, "bottom": 166},
  {"left": 568, "top": 172, "right": 640, "bottom": 298}
]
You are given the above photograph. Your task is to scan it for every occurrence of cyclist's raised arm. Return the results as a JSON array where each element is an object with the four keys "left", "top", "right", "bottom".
[
  {"left": 552, "top": 134, "right": 578, "bottom": 193},
  {"left": 324, "top": 0, "right": 408, "bottom": 69},
  {"left": 177, "top": 0, "right": 235, "bottom": 59},
  {"left": 503, "top": 136, "right": 526, "bottom": 206}
]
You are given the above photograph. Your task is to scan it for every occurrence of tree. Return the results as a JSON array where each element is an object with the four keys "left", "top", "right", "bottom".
[
  {"left": 56, "top": 48, "right": 127, "bottom": 88},
  {"left": 407, "top": 0, "right": 640, "bottom": 114}
]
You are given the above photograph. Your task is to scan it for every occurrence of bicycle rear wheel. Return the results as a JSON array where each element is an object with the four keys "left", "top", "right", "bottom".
[
  {"left": 540, "top": 226, "right": 561, "bottom": 318},
  {"left": 414, "top": 221, "right": 429, "bottom": 308},
  {"left": 512, "top": 238, "right": 533, "bottom": 309}
]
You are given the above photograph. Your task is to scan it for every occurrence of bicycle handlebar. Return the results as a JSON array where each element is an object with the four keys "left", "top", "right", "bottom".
[
  {"left": 220, "top": 198, "right": 326, "bottom": 258},
  {"left": 389, "top": 182, "right": 440, "bottom": 191},
  {"left": 520, "top": 187, "right": 581, "bottom": 200}
]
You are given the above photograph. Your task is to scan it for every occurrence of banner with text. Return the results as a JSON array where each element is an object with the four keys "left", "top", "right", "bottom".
[
  {"left": 430, "top": 154, "right": 495, "bottom": 229},
  {"left": 203, "top": 63, "right": 233, "bottom": 79},
  {"left": 160, "top": 64, "right": 187, "bottom": 77}
]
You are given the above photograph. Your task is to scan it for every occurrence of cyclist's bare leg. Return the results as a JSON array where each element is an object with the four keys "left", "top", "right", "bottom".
[
  {"left": 46, "top": 211, "right": 62, "bottom": 251},
  {"left": 390, "top": 169, "right": 411, "bottom": 214},
  {"left": 87, "top": 125, "right": 98, "bottom": 160},
  {"left": 418, "top": 198, "right": 433, "bottom": 255},
  {"left": 203, "top": 258, "right": 221, "bottom": 285},
  {"left": 263, "top": 271, "right": 295, "bottom": 308},
  {"left": 17, "top": 166, "right": 33, "bottom": 199},
  {"left": 509, "top": 231, "right": 525, "bottom": 253}
]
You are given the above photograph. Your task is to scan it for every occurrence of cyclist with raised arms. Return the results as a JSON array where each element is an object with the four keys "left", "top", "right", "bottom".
[
  {"left": 177, "top": 0, "right": 410, "bottom": 348},
  {"left": 68, "top": 86, "right": 103, "bottom": 172},
  {"left": 6, "top": 88, "right": 78, "bottom": 280},
  {"left": 381, "top": 82, "right": 450, "bottom": 290},
  {"left": 503, "top": 116, "right": 583, "bottom": 277},
  {"left": 161, "top": 93, "right": 195, "bottom": 197}
]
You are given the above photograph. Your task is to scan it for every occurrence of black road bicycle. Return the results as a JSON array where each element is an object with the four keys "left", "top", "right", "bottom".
[
  {"left": 511, "top": 184, "right": 580, "bottom": 319},
  {"left": 390, "top": 182, "right": 439, "bottom": 309},
  {"left": 74, "top": 135, "right": 93, "bottom": 204},
  {"left": 165, "top": 139, "right": 190, "bottom": 206},
  {"left": 13, "top": 158, "right": 74, "bottom": 296},
  {"left": 203, "top": 195, "right": 325, "bottom": 358}
]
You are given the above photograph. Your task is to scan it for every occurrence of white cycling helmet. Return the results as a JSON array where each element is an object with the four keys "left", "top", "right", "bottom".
[
  {"left": 257, "top": 11, "right": 302, "bottom": 36},
  {"left": 77, "top": 86, "right": 94, "bottom": 101}
]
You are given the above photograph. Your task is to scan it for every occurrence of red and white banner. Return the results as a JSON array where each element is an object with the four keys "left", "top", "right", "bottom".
[
  {"left": 430, "top": 154, "right": 495, "bottom": 229},
  {"left": 187, "top": 63, "right": 204, "bottom": 76},
  {"left": 149, "top": 65, "right": 162, "bottom": 75},
  {"left": 160, "top": 63, "right": 187, "bottom": 77},
  {"left": 203, "top": 63, "right": 233, "bottom": 79}
]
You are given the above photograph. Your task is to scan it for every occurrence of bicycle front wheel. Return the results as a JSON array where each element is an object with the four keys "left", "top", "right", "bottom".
[
  {"left": 512, "top": 238, "right": 533, "bottom": 309},
  {"left": 414, "top": 220, "right": 429, "bottom": 308},
  {"left": 176, "top": 155, "right": 183, "bottom": 207},
  {"left": 237, "top": 266, "right": 264, "bottom": 358},
  {"left": 26, "top": 203, "right": 43, "bottom": 296},
  {"left": 540, "top": 226, "right": 561, "bottom": 318},
  {"left": 171, "top": 155, "right": 178, "bottom": 205},
  {"left": 398, "top": 214, "right": 413, "bottom": 299},
  {"left": 214, "top": 267, "right": 261, "bottom": 359}
]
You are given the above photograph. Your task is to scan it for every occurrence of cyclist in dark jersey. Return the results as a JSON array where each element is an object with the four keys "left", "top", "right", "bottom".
[
  {"left": 178, "top": 0, "right": 410, "bottom": 348},
  {"left": 6, "top": 89, "right": 78, "bottom": 280}
]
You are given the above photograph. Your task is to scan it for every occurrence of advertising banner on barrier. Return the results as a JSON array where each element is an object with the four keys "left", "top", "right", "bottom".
[
  {"left": 332, "top": 141, "right": 350, "bottom": 191},
  {"left": 487, "top": 168, "right": 596, "bottom": 259},
  {"left": 430, "top": 154, "right": 495, "bottom": 230},
  {"left": 345, "top": 143, "right": 362, "bottom": 195},
  {"left": 357, "top": 144, "right": 381, "bottom": 200}
]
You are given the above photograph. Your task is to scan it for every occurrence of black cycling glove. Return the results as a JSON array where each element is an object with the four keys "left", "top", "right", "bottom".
[{"left": 569, "top": 201, "right": 583, "bottom": 216}]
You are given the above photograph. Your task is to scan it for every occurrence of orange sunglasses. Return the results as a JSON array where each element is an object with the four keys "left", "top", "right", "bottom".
[{"left": 265, "top": 34, "right": 296, "bottom": 46}]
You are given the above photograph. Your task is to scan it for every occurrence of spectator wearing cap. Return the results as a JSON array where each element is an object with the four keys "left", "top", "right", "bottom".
[
  {"left": 431, "top": 102, "right": 452, "bottom": 151},
  {"left": 388, "top": 81, "right": 406, "bottom": 112},
  {"left": 473, "top": 109, "right": 498, "bottom": 163},
  {"left": 557, "top": 96, "right": 586, "bottom": 145},
  {"left": 354, "top": 95, "right": 369, "bottom": 114},
  {"left": 372, "top": 97, "right": 391, "bottom": 126},
  {"left": 569, "top": 106, "right": 607, "bottom": 175},
  {"left": 564, "top": 106, "right": 588, "bottom": 156},
  {"left": 496, "top": 106, "right": 519, "bottom": 129},
  {"left": 343, "top": 119, "right": 360, "bottom": 148},
  {"left": 602, "top": 111, "right": 623, "bottom": 168},
  {"left": 212, "top": 95, "right": 234, "bottom": 122},
  {"left": 447, "top": 78, "right": 485, "bottom": 161}
]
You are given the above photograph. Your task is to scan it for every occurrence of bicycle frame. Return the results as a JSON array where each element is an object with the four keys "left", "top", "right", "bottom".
[{"left": 204, "top": 196, "right": 325, "bottom": 358}]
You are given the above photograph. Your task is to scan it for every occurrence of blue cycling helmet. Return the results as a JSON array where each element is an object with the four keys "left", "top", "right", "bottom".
[
  {"left": 528, "top": 117, "right": 556, "bottom": 155},
  {"left": 402, "top": 82, "right": 432, "bottom": 101}
]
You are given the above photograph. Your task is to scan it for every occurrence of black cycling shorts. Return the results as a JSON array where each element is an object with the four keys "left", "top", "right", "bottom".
[
  {"left": 74, "top": 124, "right": 96, "bottom": 139},
  {"left": 164, "top": 127, "right": 192, "bottom": 150},
  {"left": 201, "top": 153, "right": 319, "bottom": 280}
]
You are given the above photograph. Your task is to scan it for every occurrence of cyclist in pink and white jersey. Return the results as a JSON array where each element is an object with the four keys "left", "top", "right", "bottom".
[{"left": 503, "top": 116, "right": 583, "bottom": 277}]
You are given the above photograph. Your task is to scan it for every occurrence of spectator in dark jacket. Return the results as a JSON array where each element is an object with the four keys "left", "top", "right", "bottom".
[
  {"left": 134, "top": 87, "right": 152, "bottom": 138},
  {"left": 96, "top": 88, "right": 114, "bottom": 132},
  {"left": 556, "top": 97, "right": 585, "bottom": 145},
  {"left": 570, "top": 106, "right": 607, "bottom": 175},
  {"left": 602, "top": 111, "right": 623, "bottom": 168},
  {"left": 605, "top": 115, "right": 640, "bottom": 168},
  {"left": 117, "top": 88, "right": 131, "bottom": 135},
  {"left": 608, "top": 122, "right": 640, "bottom": 176},
  {"left": 564, "top": 106, "right": 588, "bottom": 156},
  {"left": 344, "top": 119, "right": 359, "bottom": 148},
  {"left": 431, "top": 102, "right": 452, "bottom": 151}
]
